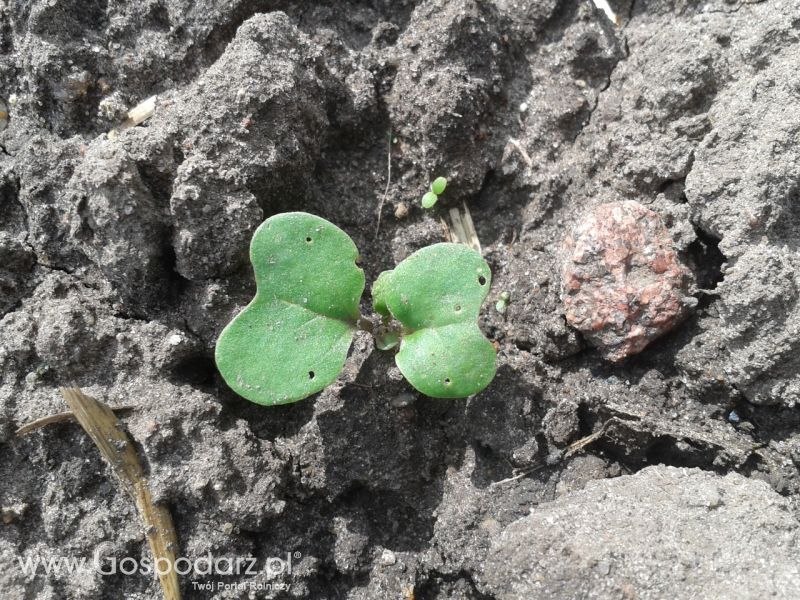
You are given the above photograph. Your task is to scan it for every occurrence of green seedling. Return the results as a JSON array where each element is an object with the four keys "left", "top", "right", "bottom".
[
  {"left": 215, "top": 213, "right": 364, "bottom": 405},
  {"left": 372, "top": 243, "right": 496, "bottom": 398},
  {"left": 216, "top": 212, "right": 496, "bottom": 405},
  {"left": 421, "top": 176, "right": 447, "bottom": 208},
  {"left": 421, "top": 191, "right": 438, "bottom": 209},
  {"left": 496, "top": 291, "right": 510, "bottom": 314}
]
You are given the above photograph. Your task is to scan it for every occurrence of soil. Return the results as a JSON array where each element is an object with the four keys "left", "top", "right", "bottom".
[{"left": 2, "top": 1, "right": 800, "bottom": 599}]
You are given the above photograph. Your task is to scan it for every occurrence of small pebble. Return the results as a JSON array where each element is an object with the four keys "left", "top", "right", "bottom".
[
  {"left": 0, "top": 97, "right": 8, "bottom": 132},
  {"left": 387, "top": 366, "right": 404, "bottom": 381},
  {"left": 596, "top": 559, "right": 611, "bottom": 576},
  {"left": 561, "top": 201, "right": 695, "bottom": 362},
  {"left": 1, "top": 503, "right": 28, "bottom": 524},
  {"left": 380, "top": 549, "right": 396, "bottom": 566}
]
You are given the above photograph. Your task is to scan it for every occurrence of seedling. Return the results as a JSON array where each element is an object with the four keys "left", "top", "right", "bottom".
[
  {"left": 372, "top": 243, "right": 496, "bottom": 398},
  {"left": 421, "top": 176, "right": 447, "bottom": 208},
  {"left": 215, "top": 212, "right": 496, "bottom": 405},
  {"left": 496, "top": 291, "right": 510, "bottom": 314},
  {"left": 421, "top": 192, "right": 438, "bottom": 209}
]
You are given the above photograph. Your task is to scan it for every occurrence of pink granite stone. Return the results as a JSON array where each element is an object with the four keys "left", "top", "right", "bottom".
[{"left": 561, "top": 201, "right": 696, "bottom": 362}]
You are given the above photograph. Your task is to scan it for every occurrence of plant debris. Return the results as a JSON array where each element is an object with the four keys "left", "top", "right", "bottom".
[
  {"left": 591, "top": 0, "right": 621, "bottom": 26},
  {"left": 442, "top": 203, "right": 482, "bottom": 253},
  {"left": 108, "top": 95, "right": 156, "bottom": 139},
  {"left": 15, "top": 405, "right": 134, "bottom": 437},
  {"left": 60, "top": 388, "right": 181, "bottom": 600}
]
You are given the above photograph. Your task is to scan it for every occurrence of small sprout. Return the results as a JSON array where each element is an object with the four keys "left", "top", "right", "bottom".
[
  {"left": 421, "top": 191, "right": 438, "bottom": 209},
  {"left": 496, "top": 291, "right": 510, "bottom": 314},
  {"left": 375, "top": 330, "right": 400, "bottom": 351},
  {"left": 421, "top": 176, "right": 448, "bottom": 209}
]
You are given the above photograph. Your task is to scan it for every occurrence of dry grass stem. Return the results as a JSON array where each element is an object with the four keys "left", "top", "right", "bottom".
[{"left": 60, "top": 388, "right": 181, "bottom": 600}]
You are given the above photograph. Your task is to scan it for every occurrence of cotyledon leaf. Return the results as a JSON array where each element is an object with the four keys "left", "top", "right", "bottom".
[
  {"left": 215, "top": 212, "right": 365, "bottom": 405},
  {"left": 372, "top": 243, "right": 496, "bottom": 398},
  {"left": 397, "top": 324, "right": 496, "bottom": 398}
]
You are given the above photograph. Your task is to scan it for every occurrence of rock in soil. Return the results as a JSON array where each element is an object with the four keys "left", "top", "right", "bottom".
[{"left": 561, "top": 201, "right": 696, "bottom": 362}]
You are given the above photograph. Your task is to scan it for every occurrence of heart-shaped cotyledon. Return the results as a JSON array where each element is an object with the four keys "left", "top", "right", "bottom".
[
  {"left": 215, "top": 212, "right": 365, "bottom": 405},
  {"left": 372, "top": 243, "right": 496, "bottom": 398}
]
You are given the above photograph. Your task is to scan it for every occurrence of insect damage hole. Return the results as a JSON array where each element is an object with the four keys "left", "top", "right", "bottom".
[
  {"left": 305, "top": 236, "right": 313, "bottom": 243},
  {"left": 478, "top": 275, "right": 487, "bottom": 286},
  {"left": 444, "top": 378, "right": 451, "bottom": 385},
  {"left": 308, "top": 371, "right": 315, "bottom": 379},
  {"left": 454, "top": 304, "right": 462, "bottom": 312}
]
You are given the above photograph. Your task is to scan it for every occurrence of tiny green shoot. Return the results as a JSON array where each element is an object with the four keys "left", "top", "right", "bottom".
[
  {"left": 421, "top": 176, "right": 448, "bottom": 209},
  {"left": 496, "top": 291, "right": 510, "bottom": 314},
  {"left": 421, "top": 191, "right": 438, "bottom": 209}
]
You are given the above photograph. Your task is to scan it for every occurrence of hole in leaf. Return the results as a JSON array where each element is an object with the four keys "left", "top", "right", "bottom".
[
  {"left": 305, "top": 236, "right": 312, "bottom": 243},
  {"left": 308, "top": 371, "right": 315, "bottom": 379},
  {"left": 454, "top": 305, "right": 461, "bottom": 312},
  {"left": 478, "top": 275, "right": 487, "bottom": 285},
  {"left": 444, "top": 378, "right": 451, "bottom": 385}
]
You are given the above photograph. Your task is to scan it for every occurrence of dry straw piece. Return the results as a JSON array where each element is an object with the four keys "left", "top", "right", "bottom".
[
  {"left": 442, "top": 203, "right": 481, "bottom": 254},
  {"left": 60, "top": 388, "right": 181, "bottom": 600},
  {"left": 15, "top": 406, "right": 133, "bottom": 437},
  {"left": 108, "top": 95, "right": 156, "bottom": 139}
]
